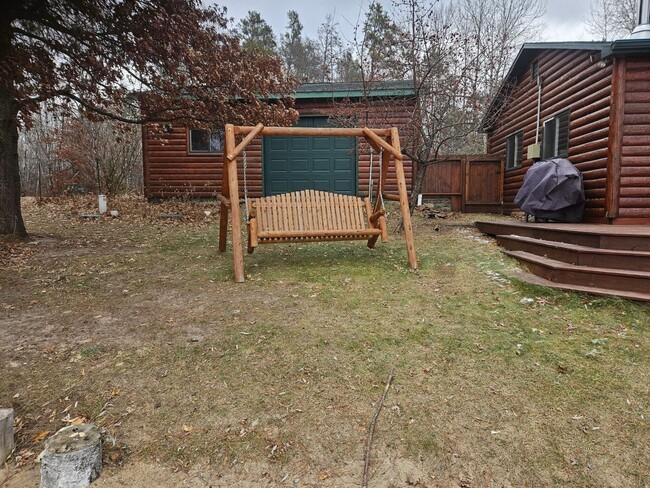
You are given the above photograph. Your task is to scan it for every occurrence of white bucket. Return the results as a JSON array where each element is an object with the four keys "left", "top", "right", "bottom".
[{"left": 98, "top": 195, "right": 107, "bottom": 214}]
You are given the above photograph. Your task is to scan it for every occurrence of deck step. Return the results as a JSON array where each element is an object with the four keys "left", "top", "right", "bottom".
[
  {"left": 496, "top": 234, "right": 650, "bottom": 271},
  {"left": 502, "top": 250, "right": 650, "bottom": 294},
  {"left": 476, "top": 221, "right": 650, "bottom": 251},
  {"left": 509, "top": 271, "right": 650, "bottom": 303}
]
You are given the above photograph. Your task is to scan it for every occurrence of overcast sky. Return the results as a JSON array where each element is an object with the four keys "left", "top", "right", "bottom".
[{"left": 217, "top": 0, "right": 598, "bottom": 44}]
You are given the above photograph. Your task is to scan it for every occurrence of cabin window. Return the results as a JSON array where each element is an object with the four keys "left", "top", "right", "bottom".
[
  {"left": 189, "top": 128, "right": 223, "bottom": 153},
  {"left": 505, "top": 131, "right": 523, "bottom": 169},
  {"left": 542, "top": 110, "right": 570, "bottom": 159},
  {"left": 531, "top": 60, "right": 539, "bottom": 82}
]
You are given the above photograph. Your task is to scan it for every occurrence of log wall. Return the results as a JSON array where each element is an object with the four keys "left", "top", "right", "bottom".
[
  {"left": 143, "top": 97, "right": 416, "bottom": 199},
  {"left": 486, "top": 49, "right": 614, "bottom": 221}
]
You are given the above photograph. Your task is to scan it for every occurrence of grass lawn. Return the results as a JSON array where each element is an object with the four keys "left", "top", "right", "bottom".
[{"left": 1, "top": 196, "right": 648, "bottom": 487}]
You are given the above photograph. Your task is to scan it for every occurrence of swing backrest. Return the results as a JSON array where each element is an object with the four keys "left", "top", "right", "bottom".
[{"left": 249, "top": 190, "right": 381, "bottom": 241}]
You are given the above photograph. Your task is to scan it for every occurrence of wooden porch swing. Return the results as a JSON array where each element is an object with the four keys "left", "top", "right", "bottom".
[{"left": 217, "top": 123, "right": 417, "bottom": 282}]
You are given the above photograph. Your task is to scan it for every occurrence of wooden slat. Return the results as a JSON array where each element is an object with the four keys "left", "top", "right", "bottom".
[
  {"left": 357, "top": 199, "right": 365, "bottom": 229},
  {"left": 281, "top": 192, "right": 289, "bottom": 231},
  {"left": 322, "top": 191, "right": 331, "bottom": 230},
  {"left": 333, "top": 193, "right": 343, "bottom": 230},
  {"left": 258, "top": 229, "right": 381, "bottom": 239},
  {"left": 296, "top": 193, "right": 307, "bottom": 230}
]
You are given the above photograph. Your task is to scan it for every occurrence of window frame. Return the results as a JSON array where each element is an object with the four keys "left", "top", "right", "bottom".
[
  {"left": 188, "top": 128, "right": 224, "bottom": 154},
  {"left": 542, "top": 109, "right": 570, "bottom": 160},
  {"left": 505, "top": 130, "right": 523, "bottom": 170}
]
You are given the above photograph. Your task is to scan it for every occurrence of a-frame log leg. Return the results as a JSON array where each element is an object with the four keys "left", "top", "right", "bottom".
[
  {"left": 391, "top": 128, "right": 418, "bottom": 271},
  {"left": 225, "top": 124, "right": 245, "bottom": 282},
  {"left": 218, "top": 153, "right": 230, "bottom": 253}
]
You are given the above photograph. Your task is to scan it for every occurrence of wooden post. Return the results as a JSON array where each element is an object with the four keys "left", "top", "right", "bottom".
[
  {"left": 225, "top": 124, "right": 245, "bottom": 282},
  {"left": 218, "top": 155, "right": 229, "bottom": 253},
  {"left": 0, "top": 408, "right": 14, "bottom": 466},
  {"left": 218, "top": 123, "right": 233, "bottom": 254},
  {"left": 40, "top": 424, "right": 102, "bottom": 488},
  {"left": 391, "top": 128, "right": 417, "bottom": 271},
  {"left": 228, "top": 123, "right": 264, "bottom": 162},
  {"left": 606, "top": 58, "right": 625, "bottom": 221}
]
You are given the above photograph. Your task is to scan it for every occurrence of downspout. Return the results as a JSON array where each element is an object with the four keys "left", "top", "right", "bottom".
[{"left": 535, "top": 75, "right": 543, "bottom": 145}]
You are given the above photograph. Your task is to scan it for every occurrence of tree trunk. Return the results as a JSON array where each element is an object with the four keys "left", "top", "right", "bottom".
[
  {"left": 40, "top": 424, "right": 102, "bottom": 488},
  {"left": 409, "top": 160, "right": 427, "bottom": 212},
  {"left": 0, "top": 408, "right": 14, "bottom": 465},
  {"left": 0, "top": 86, "right": 27, "bottom": 237}
]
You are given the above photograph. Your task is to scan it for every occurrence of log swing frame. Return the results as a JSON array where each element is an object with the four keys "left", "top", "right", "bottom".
[{"left": 218, "top": 123, "right": 417, "bottom": 282}]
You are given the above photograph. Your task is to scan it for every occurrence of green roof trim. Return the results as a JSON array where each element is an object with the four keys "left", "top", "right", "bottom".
[
  {"left": 611, "top": 37, "right": 650, "bottom": 55},
  {"left": 293, "top": 81, "right": 415, "bottom": 100},
  {"left": 294, "top": 88, "right": 415, "bottom": 99}
]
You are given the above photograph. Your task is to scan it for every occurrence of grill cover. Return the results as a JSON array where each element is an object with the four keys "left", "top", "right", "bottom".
[{"left": 514, "top": 158, "right": 585, "bottom": 223}]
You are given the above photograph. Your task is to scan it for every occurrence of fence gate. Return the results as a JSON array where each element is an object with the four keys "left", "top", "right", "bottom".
[{"left": 420, "top": 155, "right": 503, "bottom": 213}]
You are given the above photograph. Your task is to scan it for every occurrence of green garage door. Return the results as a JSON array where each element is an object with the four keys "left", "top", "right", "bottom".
[{"left": 263, "top": 116, "right": 357, "bottom": 196}]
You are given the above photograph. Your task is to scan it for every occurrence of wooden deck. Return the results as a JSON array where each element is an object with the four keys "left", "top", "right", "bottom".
[{"left": 476, "top": 220, "right": 650, "bottom": 302}]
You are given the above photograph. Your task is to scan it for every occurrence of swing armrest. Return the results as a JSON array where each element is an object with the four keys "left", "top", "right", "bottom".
[
  {"left": 217, "top": 193, "right": 231, "bottom": 208},
  {"left": 369, "top": 209, "right": 385, "bottom": 224}
]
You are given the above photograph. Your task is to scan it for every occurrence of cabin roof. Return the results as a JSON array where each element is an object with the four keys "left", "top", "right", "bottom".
[
  {"left": 481, "top": 42, "right": 612, "bottom": 131},
  {"left": 295, "top": 81, "right": 415, "bottom": 100},
  {"left": 611, "top": 37, "right": 650, "bottom": 55}
]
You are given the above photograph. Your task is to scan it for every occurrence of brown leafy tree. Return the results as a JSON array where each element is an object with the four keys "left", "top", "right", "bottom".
[{"left": 1, "top": 0, "right": 297, "bottom": 237}]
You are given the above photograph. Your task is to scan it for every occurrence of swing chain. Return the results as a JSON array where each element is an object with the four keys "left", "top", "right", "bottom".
[
  {"left": 378, "top": 147, "right": 385, "bottom": 211},
  {"left": 368, "top": 145, "right": 385, "bottom": 211},
  {"left": 368, "top": 145, "right": 374, "bottom": 204},
  {"left": 243, "top": 149, "right": 250, "bottom": 221}
]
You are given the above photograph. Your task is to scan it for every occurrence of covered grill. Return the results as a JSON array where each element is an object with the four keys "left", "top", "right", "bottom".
[{"left": 514, "top": 158, "right": 585, "bottom": 223}]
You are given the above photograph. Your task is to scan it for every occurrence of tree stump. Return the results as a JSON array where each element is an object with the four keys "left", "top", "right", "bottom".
[
  {"left": 0, "top": 409, "right": 14, "bottom": 465},
  {"left": 40, "top": 424, "right": 102, "bottom": 488}
]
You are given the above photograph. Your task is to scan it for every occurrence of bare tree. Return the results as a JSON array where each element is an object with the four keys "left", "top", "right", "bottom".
[
  {"left": 336, "top": 0, "right": 545, "bottom": 211},
  {"left": 318, "top": 14, "right": 343, "bottom": 82},
  {"left": 456, "top": 0, "right": 545, "bottom": 98},
  {"left": 18, "top": 106, "right": 66, "bottom": 198},
  {"left": 56, "top": 115, "right": 143, "bottom": 195},
  {"left": 586, "top": 0, "right": 637, "bottom": 40}
]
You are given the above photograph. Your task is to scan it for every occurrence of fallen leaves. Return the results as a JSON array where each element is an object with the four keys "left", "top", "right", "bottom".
[{"left": 30, "top": 430, "right": 50, "bottom": 442}]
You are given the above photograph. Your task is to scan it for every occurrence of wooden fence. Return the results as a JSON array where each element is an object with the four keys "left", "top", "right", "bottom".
[{"left": 419, "top": 155, "right": 503, "bottom": 213}]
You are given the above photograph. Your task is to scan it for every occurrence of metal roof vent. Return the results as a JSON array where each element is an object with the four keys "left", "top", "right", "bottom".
[{"left": 629, "top": 0, "right": 650, "bottom": 39}]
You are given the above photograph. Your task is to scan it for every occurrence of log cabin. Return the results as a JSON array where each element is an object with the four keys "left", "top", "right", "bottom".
[
  {"left": 476, "top": 5, "right": 650, "bottom": 301},
  {"left": 142, "top": 81, "right": 416, "bottom": 200},
  {"left": 482, "top": 35, "right": 650, "bottom": 224}
]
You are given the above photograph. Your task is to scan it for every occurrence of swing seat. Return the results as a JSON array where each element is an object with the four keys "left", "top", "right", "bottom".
[{"left": 246, "top": 190, "right": 387, "bottom": 253}]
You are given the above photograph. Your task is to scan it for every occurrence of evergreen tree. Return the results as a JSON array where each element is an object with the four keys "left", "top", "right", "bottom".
[
  {"left": 279, "top": 11, "right": 321, "bottom": 82},
  {"left": 237, "top": 11, "right": 277, "bottom": 55}
]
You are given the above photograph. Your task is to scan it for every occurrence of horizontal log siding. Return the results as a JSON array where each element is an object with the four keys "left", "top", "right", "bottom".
[
  {"left": 143, "top": 98, "right": 415, "bottom": 199},
  {"left": 619, "top": 58, "right": 650, "bottom": 220},
  {"left": 487, "top": 49, "right": 613, "bottom": 221}
]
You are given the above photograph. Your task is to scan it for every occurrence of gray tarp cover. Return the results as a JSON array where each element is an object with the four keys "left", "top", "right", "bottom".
[{"left": 514, "top": 158, "right": 585, "bottom": 223}]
